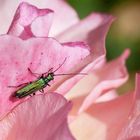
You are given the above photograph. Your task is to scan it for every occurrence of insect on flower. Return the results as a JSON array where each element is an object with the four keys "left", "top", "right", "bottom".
[{"left": 9, "top": 59, "right": 87, "bottom": 99}]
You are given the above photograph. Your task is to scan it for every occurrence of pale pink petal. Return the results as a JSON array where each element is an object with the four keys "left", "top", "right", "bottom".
[
  {"left": 48, "top": 41, "right": 90, "bottom": 93},
  {"left": 0, "top": 35, "right": 89, "bottom": 119},
  {"left": 22, "top": 0, "right": 80, "bottom": 36},
  {"left": 51, "top": 121, "right": 75, "bottom": 140},
  {"left": 70, "top": 93, "right": 134, "bottom": 140},
  {"left": 56, "top": 42, "right": 106, "bottom": 96},
  {"left": 45, "top": 0, "right": 79, "bottom": 36},
  {"left": 95, "top": 90, "right": 118, "bottom": 103},
  {"left": 57, "top": 13, "right": 114, "bottom": 55},
  {"left": 8, "top": 2, "right": 54, "bottom": 39},
  {"left": 0, "top": 0, "right": 79, "bottom": 36},
  {"left": 56, "top": 48, "right": 105, "bottom": 95},
  {"left": 56, "top": 14, "right": 115, "bottom": 93},
  {"left": 0, "top": 1, "right": 19, "bottom": 34},
  {"left": 0, "top": 93, "right": 74, "bottom": 140},
  {"left": 118, "top": 74, "right": 140, "bottom": 140},
  {"left": 79, "top": 49, "right": 130, "bottom": 113},
  {"left": 65, "top": 49, "right": 129, "bottom": 115}
]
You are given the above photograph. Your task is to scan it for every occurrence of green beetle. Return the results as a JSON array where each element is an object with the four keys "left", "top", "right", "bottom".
[{"left": 10, "top": 59, "right": 87, "bottom": 99}]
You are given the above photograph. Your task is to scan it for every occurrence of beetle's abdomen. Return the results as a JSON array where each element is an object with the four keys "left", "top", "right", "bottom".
[{"left": 15, "top": 78, "right": 46, "bottom": 98}]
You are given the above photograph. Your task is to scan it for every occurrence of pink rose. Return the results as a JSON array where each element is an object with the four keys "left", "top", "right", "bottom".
[{"left": 0, "top": 1, "right": 138, "bottom": 140}]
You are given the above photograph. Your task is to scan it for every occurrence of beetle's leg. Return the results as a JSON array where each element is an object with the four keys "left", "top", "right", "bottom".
[
  {"left": 29, "top": 93, "right": 35, "bottom": 97},
  {"left": 28, "top": 68, "right": 40, "bottom": 78},
  {"left": 47, "top": 83, "right": 50, "bottom": 86},
  {"left": 39, "top": 89, "right": 44, "bottom": 93}
]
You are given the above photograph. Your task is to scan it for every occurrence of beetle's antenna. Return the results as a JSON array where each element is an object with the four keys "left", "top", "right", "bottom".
[
  {"left": 42, "top": 58, "right": 67, "bottom": 76},
  {"left": 54, "top": 73, "right": 87, "bottom": 76},
  {"left": 53, "top": 58, "right": 67, "bottom": 73},
  {"left": 53, "top": 58, "right": 87, "bottom": 76}
]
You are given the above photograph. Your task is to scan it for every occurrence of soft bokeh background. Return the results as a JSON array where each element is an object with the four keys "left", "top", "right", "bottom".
[{"left": 68, "top": 0, "right": 140, "bottom": 94}]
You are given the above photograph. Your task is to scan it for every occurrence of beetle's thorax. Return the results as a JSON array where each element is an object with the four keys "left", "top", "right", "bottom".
[{"left": 43, "top": 73, "right": 54, "bottom": 83}]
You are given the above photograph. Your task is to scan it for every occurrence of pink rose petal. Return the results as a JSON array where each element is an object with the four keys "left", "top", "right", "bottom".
[
  {"left": 20, "top": 0, "right": 79, "bottom": 36},
  {"left": 70, "top": 92, "right": 134, "bottom": 140},
  {"left": 0, "top": 35, "right": 89, "bottom": 119},
  {"left": 57, "top": 13, "right": 114, "bottom": 55},
  {"left": 118, "top": 74, "right": 140, "bottom": 140},
  {"left": 95, "top": 90, "right": 118, "bottom": 103},
  {"left": 79, "top": 49, "right": 130, "bottom": 113},
  {"left": 0, "top": 1, "right": 18, "bottom": 34},
  {"left": 56, "top": 54, "right": 106, "bottom": 95},
  {"left": 45, "top": 0, "right": 79, "bottom": 36},
  {"left": 55, "top": 14, "right": 115, "bottom": 93},
  {"left": 57, "top": 53, "right": 106, "bottom": 95},
  {"left": 0, "top": 0, "right": 79, "bottom": 36},
  {"left": 64, "top": 49, "right": 129, "bottom": 115},
  {"left": 57, "top": 14, "right": 114, "bottom": 79},
  {"left": 47, "top": 41, "right": 90, "bottom": 93},
  {"left": 8, "top": 2, "right": 54, "bottom": 39},
  {"left": 70, "top": 94, "right": 133, "bottom": 140},
  {"left": 0, "top": 93, "right": 74, "bottom": 140}
]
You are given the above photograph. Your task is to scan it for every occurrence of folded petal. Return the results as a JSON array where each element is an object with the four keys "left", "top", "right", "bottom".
[
  {"left": 8, "top": 2, "right": 54, "bottom": 39},
  {"left": 0, "top": 0, "right": 79, "bottom": 36},
  {"left": 79, "top": 49, "right": 130, "bottom": 112},
  {"left": 56, "top": 54, "right": 105, "bottom": 95},
  {"left": 0, "top": 93, "right": 74, "bottom": 140},
  {"left": 95, "top": 90, "right": 118, "bottom": 103},
  {"left": 57, "top": 13, "right": 114, "bottom": 55},
  {"left": 56, "top": 14, "right": 114, "bottom": 91},
  {"left": 70, "top": 93, "right": 134, "bottom": 140},
  {"left": 0, "top": 35, "right": 89, "bottom": 119},
  {"left": 65, "top": 49, "right": 129, "bottom": 114},
  {"left": 22, "top": 0, "right": 80, "bottom": 36}
]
